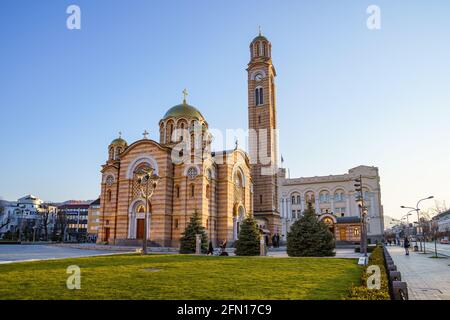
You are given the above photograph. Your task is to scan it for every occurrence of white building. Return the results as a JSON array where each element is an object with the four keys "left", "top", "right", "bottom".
[
  {"left": 0, "top": 195, "right": 57, "bottom": 240},
  {"left": 278, "top": 165, "right": 384, "bottom": 244}
]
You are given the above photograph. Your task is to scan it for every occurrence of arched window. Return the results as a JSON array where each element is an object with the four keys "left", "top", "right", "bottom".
[
  {"left": 296, "top": 195, "right": 301, "bottom": 204},
  {"left": 190, "top": 184, "right": 195, "bottom": 198},
  {"left": 291, "top": 196, "right": 295, "bottom": 204},
  {"left": 319, "top": 191, "right": 330, "bottom": 203},
  {"left": 255, "top": 87, "right": 264, "bottom": 106},
  {"left": 334, "top": 190, "right": 345, "bottom": 202},
  {"left": 206, "top": 184, "right": 210, "bottom": 199},
  {"left": 259, "top": 195, "right": 263, "bottom": 204},
  {"left": 175, "top": 185, "right": 180, "bottom": 198},
  {"left": 234, "top": 170, "right": 244, "bottom": 187},
  {"left": 107, "top": 190, "right": 112, "bottom": 202},
  {"left": 169, "top": 123, "right": 174, "bottom": 142}
]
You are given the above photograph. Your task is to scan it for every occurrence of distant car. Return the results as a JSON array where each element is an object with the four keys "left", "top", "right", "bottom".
[{"left": 440, "top": 237, "right": 449, "bottom": 244}]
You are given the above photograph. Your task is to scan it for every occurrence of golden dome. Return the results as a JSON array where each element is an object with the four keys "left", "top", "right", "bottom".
[{"left": 162, "top": 103, "right": 205, "bottom": 121}]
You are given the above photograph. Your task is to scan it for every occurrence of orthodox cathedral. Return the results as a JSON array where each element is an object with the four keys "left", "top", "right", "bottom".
[{"left": 97, "top": 32, "right": 383, "bottom": 247}]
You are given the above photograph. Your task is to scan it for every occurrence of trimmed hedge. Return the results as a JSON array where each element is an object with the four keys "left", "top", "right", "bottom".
[
  {"left": 347, "top": 245, "right": 390, "bottom": 300},
  {"left": 354, "top": 245, "right": 377, "bottom": 253}
]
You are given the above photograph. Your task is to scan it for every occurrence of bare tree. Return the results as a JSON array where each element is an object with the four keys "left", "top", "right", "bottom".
[{"left": 40, "top": 205, "right": 50, "bottom": 241}]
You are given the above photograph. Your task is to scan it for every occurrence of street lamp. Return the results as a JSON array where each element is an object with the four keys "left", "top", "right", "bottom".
[
  {"left": 354, "top": 175, "right": 368, "bottom": 257},
  {"left": 401, "top": 211, "right": 414, "bottom": 236},
  {"left": 135, "top": 166, "right": 160, "bottom": 255},
  {"left": 401, "top": 196, "right": 434, "bottom": 252}
]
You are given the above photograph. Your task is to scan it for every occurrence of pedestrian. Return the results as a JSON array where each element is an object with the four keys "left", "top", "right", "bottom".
[
  {"left": 276, "top": 233, "right": 280, "bottom": 248},
  {"left": 404, "top": 236, "right": 410, "bottom": 255},
  {"left": 207, "top": 241, "right": 214, "bottom": 255}
]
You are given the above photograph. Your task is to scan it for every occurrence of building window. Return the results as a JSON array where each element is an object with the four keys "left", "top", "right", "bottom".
[
  {"left": 319, "top": 192, "right": 330, "bottom": 203},
  {"left": 334, "top": 191, "right": 344, "bottom": 202},
  {"left": 175, "top": 185, "right": 180, "bottom": 198},
  {"left": 190, "top": 184, "right": 195, "bottom": 198},
  {"left": 259, "top": 195, "right": 263, "bottom": 204},
  {"left": 174, "top": 219, "right": 179, "bottom": 229},
  {"left": 206, "top": 184, "right": 210, "bottom": 199},
  {"left": 107, "top": 190, "right": 112, "bottom": 202},
  {"left": 296, "top": 195, "right": 301, "bottom": 204},
  {"left": 255, "top": 87, "right": 263, "bottom": 106},
  {"left": 258, "top": 115, "right": 261, "bottom": 124}
]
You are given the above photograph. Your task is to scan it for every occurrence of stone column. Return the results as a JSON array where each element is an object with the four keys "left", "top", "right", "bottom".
[
  {"left": 195, "top": 234, "right": 201, "bottom": 254},
  {"left": 346, "top": 194, "right": 352, "bottom": 216},
  {"left": 315, "top": 194, "right": 320, "bottom": 214}
]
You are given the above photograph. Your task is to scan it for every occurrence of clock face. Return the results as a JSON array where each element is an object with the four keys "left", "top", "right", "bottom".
[
  {"left": 187, "top": 167, "right": 198, "bottom": 179},
  {"left": 255, "top": 73, "right": 263, "bottom": 81},
  {"left": 106, "top": 175, "right": 114, "bottom": 186}
]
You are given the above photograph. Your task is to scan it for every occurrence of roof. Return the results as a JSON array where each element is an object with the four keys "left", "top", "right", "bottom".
[
  {"left": 163, "top": 103, "right": 205, "bottom": 121},
  {"left": 110, "top": 137, "right": 128, "bottom": 148},
  {"left": 252, "top": 35, "right": 269, "bottom": 43},
  {"left": 336, "top": 216, "right": 361, "bottom": 224},
  {"left": 90, "top": 198, "right": 101, "bottom": 206}
]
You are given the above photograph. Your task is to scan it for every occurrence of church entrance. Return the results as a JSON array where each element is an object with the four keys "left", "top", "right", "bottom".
[{"left": 136, "top": 218, "right": 145, "bottom": 240}]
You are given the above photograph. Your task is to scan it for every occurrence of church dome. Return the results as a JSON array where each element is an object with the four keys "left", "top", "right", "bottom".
[
  {"left": 110, "top": 137, "right": 127, "bottom": 148},
  {"left": 163, "top": 103, "right": 205, "bottom": 121},
  {"left": 252, "top": 35, "right": 269, "bottom": 43}
]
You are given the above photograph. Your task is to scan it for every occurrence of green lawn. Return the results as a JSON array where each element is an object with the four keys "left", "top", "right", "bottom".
[{"left": 0, "top": 254, "right": 361, "bottom": 300}]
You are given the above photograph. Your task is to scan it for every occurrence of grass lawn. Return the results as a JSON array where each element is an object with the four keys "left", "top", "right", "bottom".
[{"left": 0, "top": 254, "right": 361, "bottom": 300}]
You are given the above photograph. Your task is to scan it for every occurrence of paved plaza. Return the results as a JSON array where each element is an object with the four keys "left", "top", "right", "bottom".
[
  {"left": 388, "top": 245, "right": 450, "bottom": 300},
  {"left": 0, "top": 245, "right": 129, "bottom": 264}
]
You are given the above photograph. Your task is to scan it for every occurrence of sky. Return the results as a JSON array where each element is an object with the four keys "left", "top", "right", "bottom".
[{"left": 0, "top": 0, "right": 449, "bottom": 222}]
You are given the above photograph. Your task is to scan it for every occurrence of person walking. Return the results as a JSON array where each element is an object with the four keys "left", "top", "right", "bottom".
[{"left": 404, "top": 236, "right": 410, "bottom": 255}]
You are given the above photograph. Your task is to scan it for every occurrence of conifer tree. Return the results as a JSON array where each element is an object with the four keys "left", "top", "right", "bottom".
[
  {"left": 179, "top": 211, "right": 208, "bottom": 254},
  {"left": 287, "top": 202, "right": 335, "bottom": 257},
  {"left": 235, "top": 216, "right": 261, "bottom": 256}
]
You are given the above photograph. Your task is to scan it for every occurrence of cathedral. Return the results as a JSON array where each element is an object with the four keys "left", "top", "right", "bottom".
[
  {"left": 97, "top": 32, "right": 384, "bottom": 247},
  {"left": 98, "top": 33, "right": 280, "bottom": 247}
]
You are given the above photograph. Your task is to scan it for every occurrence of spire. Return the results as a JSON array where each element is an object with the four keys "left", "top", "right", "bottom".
[
  {"left": 118, "top": 131, "right": 122, "bottom": 138},
  {"left": 258, "top": 25, "right": 262, "bottom": 36},
  {"left": 142, "top": 130, "right": 149, "bottom": 139}
]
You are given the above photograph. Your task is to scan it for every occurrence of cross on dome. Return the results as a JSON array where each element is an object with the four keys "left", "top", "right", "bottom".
[{"left": 182, "top": 88, "right": 188, "bottom": 105}]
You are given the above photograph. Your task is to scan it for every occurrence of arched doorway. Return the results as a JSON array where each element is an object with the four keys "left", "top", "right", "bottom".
[
  {"left": 128, "top": 200, "right": 151, "bottom": 240},
  {"left": 319, "top": 214, "right": 337, "bottom": 237}
]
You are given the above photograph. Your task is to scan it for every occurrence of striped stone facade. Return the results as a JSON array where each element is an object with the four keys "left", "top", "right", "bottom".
[{"left": 98, "top": 127, "right": 253, "bottom": 247}]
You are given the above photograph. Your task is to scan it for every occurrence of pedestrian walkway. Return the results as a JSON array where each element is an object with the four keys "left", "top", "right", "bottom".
[{"left": 387, "top": 245, "right": 450, "bottom": 300}]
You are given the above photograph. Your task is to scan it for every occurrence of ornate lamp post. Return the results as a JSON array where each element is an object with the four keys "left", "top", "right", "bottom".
[
  {"left": 354, "top": 175, "right": 368, "bottom": 257},
  {"left": 135, "top": 166, "right": 160, "bottom": 255},
  {"left": 401, "top": 196, "right": 433, "bottom": 252}
]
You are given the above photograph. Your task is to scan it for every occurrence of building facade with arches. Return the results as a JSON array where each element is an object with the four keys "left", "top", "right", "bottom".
[
  {"left": 98, "top": 99, "right": 253, "bottom": 247},
  {"left": 278, "top": 165, "right": 384, "bottom": 244}
]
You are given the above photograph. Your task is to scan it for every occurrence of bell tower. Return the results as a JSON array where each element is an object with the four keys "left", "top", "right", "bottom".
[{"left": 247, "top": 31, "right": 280, "bottom": 234}]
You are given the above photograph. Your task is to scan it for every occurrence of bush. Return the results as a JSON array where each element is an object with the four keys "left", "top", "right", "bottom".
[
  {"left": 347, "top": 245, "right": 390, "bottom": 300},
  {"left": 235, "top": 216, "right": 260, "bottom": 256},
  {"left": 287, "top": 203, "right": 335, "bottom": 257},
  {"left": 354, "top": 245, "right": 377, "bottom": 253},
  {"left": 179, "top": 211, "right": 208, "bottom": 254}
]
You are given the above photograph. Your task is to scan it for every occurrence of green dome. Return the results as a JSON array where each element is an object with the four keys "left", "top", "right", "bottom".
[
  {"left": 252, "top": 35, "right": 269, "bottom": 43},
  {"left": 110, "top": 137, "right": 127, "bottom": 148},
  {"left": 163, "top": 103, "right": 205, "bottom": 121}
]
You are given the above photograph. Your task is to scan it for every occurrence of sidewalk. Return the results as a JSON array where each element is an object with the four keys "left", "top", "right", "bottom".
[{"left": 387, "top": 245, "right": 450, "bottom": 300}]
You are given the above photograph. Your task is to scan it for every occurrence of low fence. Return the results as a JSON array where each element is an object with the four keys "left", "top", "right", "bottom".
[{"left": 383, "top": 246, "right": 409, "bottom": 300}]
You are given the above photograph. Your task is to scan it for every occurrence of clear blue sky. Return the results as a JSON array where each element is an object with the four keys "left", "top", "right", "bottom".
[{"left": 1, "top": 0, "right": 449, "bottom": 221}]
